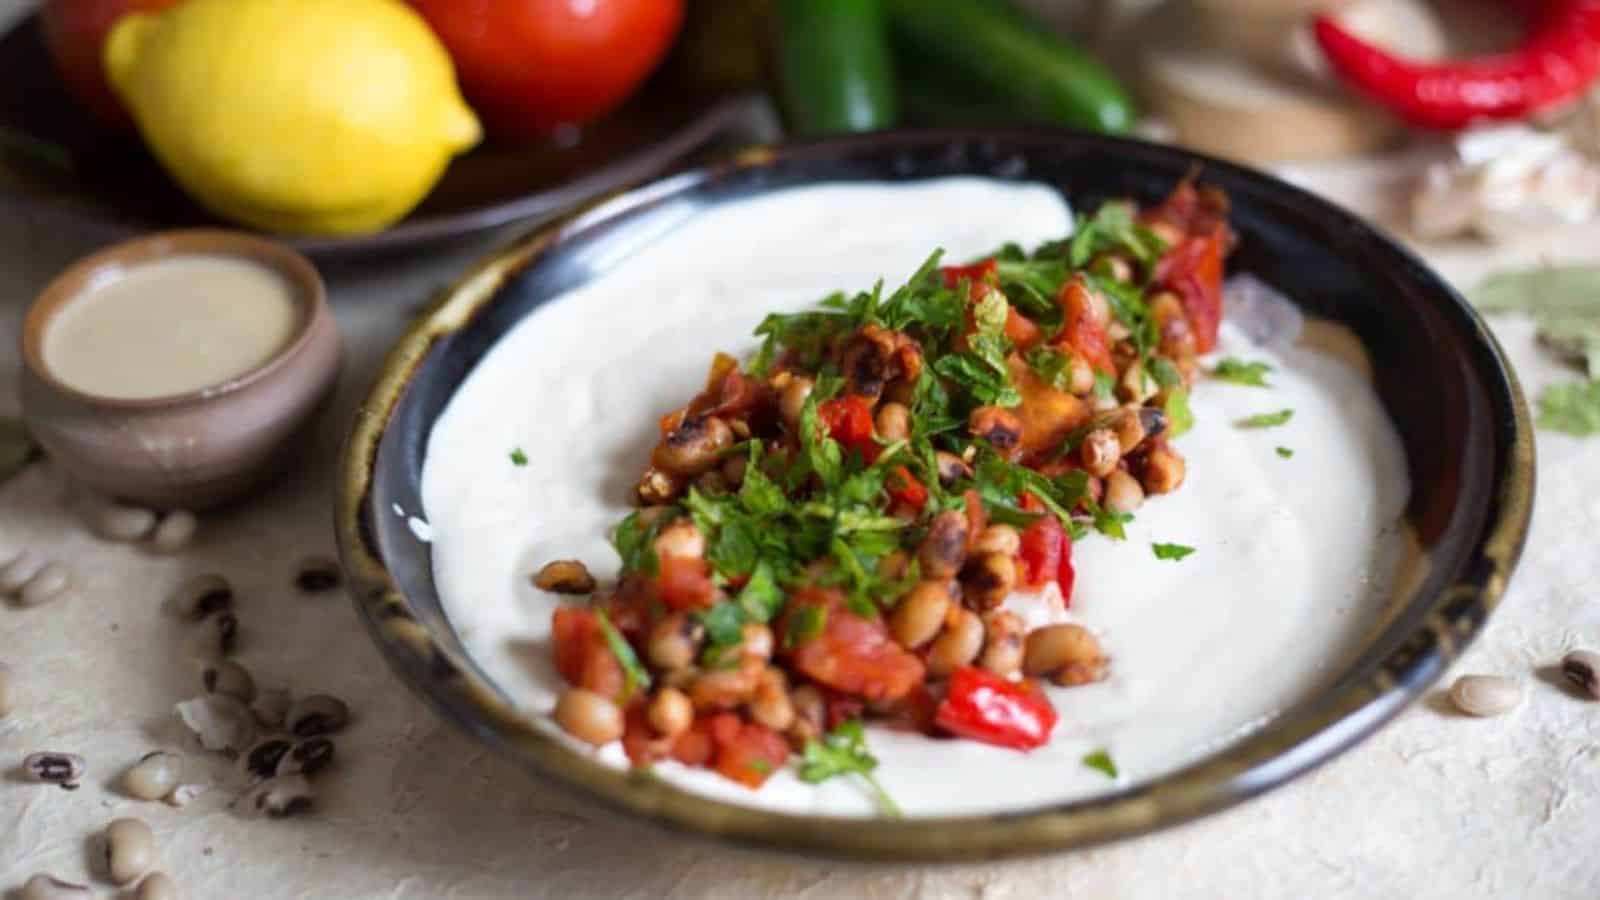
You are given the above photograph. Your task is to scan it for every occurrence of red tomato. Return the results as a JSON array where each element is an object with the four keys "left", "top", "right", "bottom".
[
  {"left": 1055, "top": 279, "right": 1115, "bottom": 375},
  {"left": 784, "top": 588, "right": 925, "bottom": 702},
  {"left": 1154, "top": 235, "right": 1225, "bottom": 354},
  {"left": 41, "top": 0, "right": 182, "bottom": 127},
  {"left": 620, "top": 701, "right": 664, "bottom": 767},
  {"left": 670, "top": 716, "right": 715, "bottom": 767},
  {"left": 1017, "top": 498, "right": 1075, "bottom": 604},
  {"left": 550, "top": 608, "right": 625, "bottom": 698},
  {"left": 708, "top": 713, "right": 789, "bottom": 788},
  {"left": 886, "top": 465, "right": 928, "bottom": 512},
  {"left": 654, "top": 555, "right": 715, "bottom": 611},
  {"left": 1003, "top": 306, "right": 1043, "bottom": 349},
  {"left": 939, "top": 259, "right": 997, "bottom": 289},
  {"left": 409, "top": 0, "right": 685, "bottom": 140},
  {"left": 934, "top": 666, "right": 1059, "bottom": 750},
  {"left": 817, "top": 395, "right": 879, "bottom": 463}
]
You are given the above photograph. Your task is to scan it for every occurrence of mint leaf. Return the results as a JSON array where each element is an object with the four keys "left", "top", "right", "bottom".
[
  {"left": 798, "top": 720, "right": 900, "bottom": 817},
  {"left": 1212, "top": 357, "right": 1272, "bottom": 387},
  {"left": 1275, "top": 446, "right": 1294, "bottom": 459},
  {"left": 1471, "top": 266, "right": 1600, "bottom": 377},
  {"left": 1151, "top": 542, "right": 1195, "bottom": 561},
  {"left": 1238, "top": 409, "right": 1293, "bottom": 429},
  {"left": 509, "top": 447, "right": 528, "bottom": 466},
  {"left": 1082, "top": 749, "right": 1118, "bottom": 779},
  {"left": 1024, "top": 346, "right": 1074, "bottom": 391},
  {"left": 1165, "top": 387, "right": 1195, "bottom": 438},
  {"left": 1538, "top": 378, "right": 1600, "bottom": 435}
]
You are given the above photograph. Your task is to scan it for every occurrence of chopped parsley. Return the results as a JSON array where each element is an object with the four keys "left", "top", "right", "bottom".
[
  {"left": 1151, "top": 542, "right": 1195, "bottom": 561},
  {"left": 1275, "top": 446, "right": 1294, "bottom": 459},
  {"left": 1067, "top": 201, "right": 1168, "bottom": 268},
  {"left": 798, "top": 720, "right": 900, "bottom": 817},
  {"left": 1081, "top": 749, "right": 1119, "bottom": 779},
  {"left": 784, "top": 604, "right": 827, "bottom": 649},
  {"left": 1092, "top": 370, "right": 1116, "bottom": 401},
  {"left": 595, "top": 610, "right": 650, "bottom": 700},
  {"left": 509, "top": 447, "right": 528, "bottom": 466},
  {"left": 1211, "top": 357, "right": 1272, "bottom": 387},
  {"left": 1238, "top": 409, "right": 1293, "bottom": 429},
  {"left": 1024, "top": 346, "right": 1075, "bottom": 391},
  {"left": 1164, "top": 387, "right": 1194, "bottom": 438}
]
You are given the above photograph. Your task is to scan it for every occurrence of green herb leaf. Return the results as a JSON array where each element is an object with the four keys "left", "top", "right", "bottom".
[
  {"left": 1238, "top": 409, "right": 1293, "bottom": 429},
  {"left": 799, "top": 394, "right": 845, "bottom": 489},
  {"left": 1024, "top": 346, "right": 1074, "bottom": 391},
  {"left": 1165, "top": 387, "right": 1195, "bottom": 438},
  {"left": 1151, "top": 542, "right": 1195, "bottom": 561},
  {"left": 1212, "top": 357, "right": 1272, "bottom": 387},
  {"left": 613, "top": 510, "right": 667, "bottom": 577},
  {"left": 1470, "top": 266, "right": 1600, "bottom": 377},
  {"left": 1092, "top": 370, "right": 1116, "bottom": 401},
  {"left": 1275, "top": 446, "right": 1294, "bottom": 459},
  {"left": 933, "top": 349, "right": 1021, "bottom": 408},
  {"left": 1068, "top": 202, "right": 1168, "bottom": 269},
  {"left": 738, "top": 560, "right": 786, "bottom": 623},
  {"left": 509, "top": 447, "right": 528, "bottom": 466},
  {"left": 1538, "top": 378, "right": 1600, "bottom": 435},
  {"left": 1082, "top": 749, "right": 1119, "bottom": 779},
  {"left": 697, "top": 602, "right": 747, "bottom": 649},
  {"left": 798, "top": 719, "right": 901, "bottom": 817},
  {"left": 785, "top": 604, "right": 827, "bottom": 649},
  {"left": 1092, "top": 504, "right": 1131, "bottom": 540},
  {"left": 595, "top": 610, "right": 651, "bottom": 699},
  {"left": 1148, "top": 357, "right": 1183, "bottom": 389}
]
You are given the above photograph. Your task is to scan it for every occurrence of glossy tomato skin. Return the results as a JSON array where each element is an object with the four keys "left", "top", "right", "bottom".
[
  {"left": 410, "top": 0, "right": 685, "bottom": 140},
  {"left": 41, "top": 0, "right": 182, "bottom": 127}
]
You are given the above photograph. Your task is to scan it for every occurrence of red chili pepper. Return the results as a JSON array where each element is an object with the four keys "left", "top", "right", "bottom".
[
  {"left": 1313, "top": 1, "right": 1600, "bottom": 130},
  {"left": 817, "top": 394, "right": 880, "bottom": 463},
  {"left": 934, "top": 666, "right": 1059, "bottom": 750},
  {"left": 886, "top": 465, "right": 928, "bottom": 511}
]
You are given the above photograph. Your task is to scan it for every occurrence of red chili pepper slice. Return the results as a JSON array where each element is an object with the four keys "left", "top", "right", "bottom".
[
  {"left": 934, "top": 666, "right": 1059, "bottom": 751},
  {"left": 817, "top": 394, "right": 880, "bottom": 463},
  {"left": 1314, "top": 1, "right": 1600, "bottom": 130},
  {"left": 886, "top": 465, "right": 928, "bottom": 512}
]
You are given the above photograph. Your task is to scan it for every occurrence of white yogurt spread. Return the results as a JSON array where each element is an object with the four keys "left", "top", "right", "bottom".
[{"left": 421, "top": 179, "right": 1409, "bottom": 817}]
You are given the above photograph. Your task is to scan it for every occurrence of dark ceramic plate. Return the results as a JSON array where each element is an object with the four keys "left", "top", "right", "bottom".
[
  {"left": 336, "top": 128, "right": 1533, "bottom": 860},
  {"left": 0, "top": 13, "right": 765, "bottom": 261}
]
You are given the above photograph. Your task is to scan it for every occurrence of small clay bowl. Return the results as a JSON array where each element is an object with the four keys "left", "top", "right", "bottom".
[{"left": 20, "top": 229, "right": 342, "bottom": 509}]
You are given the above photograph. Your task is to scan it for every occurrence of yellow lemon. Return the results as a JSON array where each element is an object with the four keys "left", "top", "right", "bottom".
[{"left": 105, "top": 0, "right": 481, "bottom": 236}]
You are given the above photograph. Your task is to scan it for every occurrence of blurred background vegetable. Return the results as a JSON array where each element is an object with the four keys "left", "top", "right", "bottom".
[
  {"left": 409, "top": 0, "right": 686, "bottom": 140},
  {"left": 775, "top": 0, "right": 897, "bottom": 134},
  {"left": 40, "top": 0, "right": 179, "bottom": 127}
]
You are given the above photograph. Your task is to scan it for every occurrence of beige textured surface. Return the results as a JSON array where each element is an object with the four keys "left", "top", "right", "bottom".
[{"left": 4, "top": 2, "right": 1600, "bottom": 895}]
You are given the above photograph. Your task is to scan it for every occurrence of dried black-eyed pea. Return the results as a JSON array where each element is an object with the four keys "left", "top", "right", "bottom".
[
  {"left": 94, "top": 504, "right": 157, "bottom": 542},
  {"left": 23, "top": 752, "right": 85, "bottom": 789},
  {"left": 105, "top": 817, "right": 155, "bottom": 885},
  {"left": 0, "top": 660, "right": 13, "bottom": 718},
  {"left": 236, "top": 775, "right": 314, "bottom": 818},
  {"left": 294, "top": 556, "right": 342, "bottom": 593},
  {"left": 243, "top": 739, "right": 293, "bottom": 779},
  {"left": 137, "top": 872, "right": 178, "bottom": 900},
  {"left": 215, "top": 611, "right": 239, "bottom": 656},
  {"left": 19, "top": 874, "right": 91, "bottom": 899},
  {"left": 1561, "top": 650, "right": 1600, "bottom": 699},
  {"left": 252, "top": 688, "right": 292, "bottom": 730},
  {"left": 1449, "top": 675, "right": 1521, "bottom": 716},
  {"left": 287, "top": 694, "right": 350, "bottom": 737},
  {"left": 202, "top": 660, "right": 256, "bottom": 703},
  {"left": 978, "top": 611, "right": 1026, "bottom": 677},
  {"left": 19, "top": 562, "right": 74, "bottom": 607},
  {"left": 532, "top": 560, "right": 596, "bottom": 594},
  {"left": 277, "top": 738, "right": 336, "bottom": 778},
  {"left": 1, "top": 551, "right": 47, "bottom": 592},
  {"left": 961, "top": 553, "right": 1017, "bottom": 610},
  {"left": 171, "top": 574, "right": 232, "bottom": 621},
  {"left": 121, "top": 751, "right": 183, "bottom": 801},
  {"left": 148, "top": 511, "right": 198, "bottom": 553},
  {"left": 1078, "top": 428, "right": 1122, "bottom": 478},
  {"left": 164, "top": 784, "right": 204, "bottom": 808}
]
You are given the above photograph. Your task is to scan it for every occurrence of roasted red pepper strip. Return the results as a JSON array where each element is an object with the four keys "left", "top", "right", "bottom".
[
  {"left": 1313, "top": 1, "right": 1600, "bottom": 130},
  {"left": 934, "top": 666, "right": 1059, "bottom": 750}
]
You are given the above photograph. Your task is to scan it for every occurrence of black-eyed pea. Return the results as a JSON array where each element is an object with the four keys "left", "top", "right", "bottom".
[
  {"left": 1103, "top": 470, "right": 1145, "bottom": 515},
  {"left": 1078, "top": 428, "right": 1121, "bottom": 478},
  {"left": 688, "top": 662, "right": 761, "bottom": 711},
  {"left": 978, "top": 611, "right": 1025, "bottom": 677},
  {"left": 1562, "top": 650, "right": 1600, "bottom": 699},
  {"left": 934, "top": 451, "right": 973, "bottom": 486},
  {"left": 171, "top": 574, "right": 232, "bottom": 620},
  {"left": 1141, "top": 446, "right": 1187, "bottom": 495},
  {"left": 927, "top": 608, "right": 985, "bottom": 678},
  {"left": 148, "top": 511, "right": 198, "bottom": 553},
  {"left": 235, "top": 775, "right": 314, "bottom": 818},
  {"left": 968, "top": 406, "right": 1022, "bottom": 455},
  {"left": 888, "top": 581, "right": 952, "bottom": 649},
  {"left": 1023, "top": 623, "right": 1108, "bottom": 686},
  {"left": 286, "top": 694, "right": 349, "bottom": 737},
  {"left": 19, "top": 562, "right": 74, "bottom": 607},
  {"left": 201, "top": 660, "right": 256, "bottom": 703},
  {"left": 748, "top": 668, "right": 794, "bottom": 732},
  {"left": 778, "top": 375, "right": 814, "bottom": 431},
  {"left": 1449, "top": 675, "right": 1521, "bottom": 717},
  {"left": 918, "top": 511, "right": 970, "bottom": 580},
  {"left": 0, "top": 551, "right": 46, "bottom": 593},
  {"left": 532, "top": 560, "right": 596, "bottom": 594},
  {"left": 635, "top": 468, "right": 681, "bottom": 505},
  {"left": 652, "top": 519, "right": 705, "bottom": 561},
  {"left": 554, "top": 689, "right": 624, "bottom": 746},
  {"left": 647, "top": 687, "right": 693, "bottom": 738},
  {"left": 121, "top": 751, "right": 183, "bottom": 801},
  {"left": 874, "top": 402, "right": 911, "bottom": 443},
  {"left": 973, "top": 524, "right": 1020, "bottom": 557},
  {"left": 961, "top": 553, "right": 1017, "bottom": 610},
  {"left": 104, "top": 817, "right": 155, "bottom": 885},
  {"left": 652, "top": 416, "right": 733, "bottom": 477},
  {"left": 277, "top": 738, "right": 335, "bottom": 778},
  {"left": 646, "top": 613, "right": 703, "bottom": 671},
  {"left": 789, "top": 684, "right": 826, "bottom": 739},
  {"left": 23, "top": 752, "right": 85, "bottom": 789},
  {"left": 252, "top": 688, "right": 292, "bottom": 730},
  {"left": 242, "top": 739, "right": 293, "bottom": 780}
]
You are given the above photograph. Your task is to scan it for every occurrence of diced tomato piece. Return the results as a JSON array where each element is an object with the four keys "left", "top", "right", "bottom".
[
  {"left": 887, "top": 465, "right": 928, "bottom": 512},
  {"left": 707, "top": 713, "right": 790, "bottom": 788},
  {"left": 654, "top": 555, "right": 716, "bottom": 611},
  {"left": 671, "top": 716, "right": 716, "bottom": 767},
  {"left": 939, "top": 259, "right": 997, "bottom": 289},
  {"left": 1017, "top": 512, "right": 1063, "bottom": 590},
  {"left": 1003, "top": 306, "right": 1043, "bottom": 349},
  {"left": 621, "top": 701, "right": 665, "bottom": 768},
  {"left": 934, "top": 666, "right": 1059, "bottom": 751},
  {"left": 1055, "top": 279, "right": 1115, "bottom": 375},
  {"left": 784, "top": 588, "right": 925, "bottom": 702},
  {"left": 1154, "top": 234, "right": 1225, "bottom": 354},
  {"left": 550, "top": 608, "right": 625, "bottom": 698},
  {"left": 818, "top": 395, "right": 879, "bottom": 463}
]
